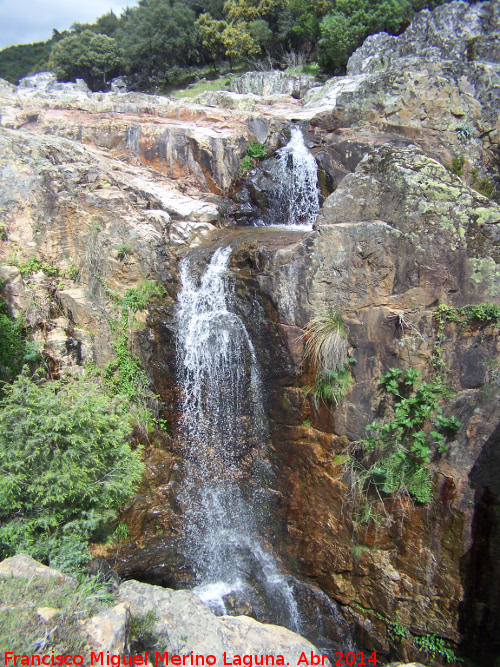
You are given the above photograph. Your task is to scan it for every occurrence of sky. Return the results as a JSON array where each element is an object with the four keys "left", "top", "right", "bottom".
[{"left": 0, "top": 0, "right": 139, "bottom": 50}]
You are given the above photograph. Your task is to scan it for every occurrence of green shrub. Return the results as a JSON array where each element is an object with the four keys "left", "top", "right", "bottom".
[
  {"left": 0, "top": 371, "right": 143, "bottom": 571},
  {"left": 246, "top": 139, "right": 267, "bottom": 160},
  {"left": 318, "top": 0, "right": 413, "bottom": 72},
  {"left": 239, "top": 155, "right": 255, "bottom": 173},
  {"left": 0, "top": 298, "right": 38, "bottom": 384},
  {"left": 358, "top": 368, "right": 461, "bottom": 504},
  {"left": 303, "top": 308, "right": 352, "bottom": 406},
  {"left": 455, "top": 123, "right": 473, "bottom": 144},
  {"left": 17, "top": 257, "right": 42, "bottom": 278}
]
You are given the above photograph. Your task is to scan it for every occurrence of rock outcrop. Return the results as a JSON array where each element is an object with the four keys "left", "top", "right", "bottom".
[{"left": 231, "top": 71, "right": 318, "bottom": 99}]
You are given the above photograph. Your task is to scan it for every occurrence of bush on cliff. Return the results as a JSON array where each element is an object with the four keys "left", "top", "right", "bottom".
[
  {"left": 0, "top": 370, "right": 143, "bottom": 572},
  {"left": 317, "top": 0, "right": 413, "bottom": 71}
]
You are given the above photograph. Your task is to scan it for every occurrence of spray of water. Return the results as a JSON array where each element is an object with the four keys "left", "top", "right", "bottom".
[
  {"left": 176, "top": 246, "right": 300, "bottom": 631},
  {"left": 271, "top": 126, "right": 320, "bottom": 227}
]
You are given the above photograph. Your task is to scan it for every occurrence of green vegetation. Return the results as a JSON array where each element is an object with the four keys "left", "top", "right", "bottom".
[
  {"left": 303, "top": 308, "right": 353, "bottom": 406},
  {"left": 50, "top": 30, "right": 120, "bottom": 90},
  {"left": 353, "top": 603, "right": 461, "bottom": 663},
  {"left": 239, "top": 140, "right": 267, "bottom": 173},
  {"left": 239, "top": 155, "right": 255, "bottom": 173},
  {"left": 443, "top": 156, "right": 465, "bottom": 177},
  {"left": 414, "top": 633, "right": 462, "bottom": 663},
  {"left": 0, "top": 32, "right": 64, "bottom": 84},
  {"left": 355, "top": 368, "right": 461, "bottom": 504},
  {"left": 455, "top": 123, "right": 473, "bottom": 144},
  {"left": 104, "top": 281, "right": 164, "bottom": 414},
  {"left": 317, "top": 0, "right": 413, "bottom": 72},
  {"left": 434, "top": 302, "right": 500, "bottom": 331},
  {"left": 116, "top": 244, "right": 133, "bottom": 261},
  {"left": 172, "top": 73, "right": 235, "bottom": 98},
  {"left": 471, "top": 168, "right": 498, "bottom": 202},
  {"left": 129, "top": 611, "right": 165, "bottom": 654},
  {"left": 0, "top": 575, "right": 114, "bottom": 657},
  {"left": 0, "top": 299, "right": 38, "bottom": 384},
  {"left": 0, "top": 371, "right": 143, "bottom": 572},
  {"left": 246, "top": 140, "right": 267, "bottom": 160},
  {"left": 312, "top": 361, "right": 354, "bottom": 407},
  {"left": 11, "top": 255, "right": 61, "bottom": 279},
  {"left": 112, "top": 521, "right": 130, "bottom": 543},
  {"left": 0, "top": 0, "right": 458, "bottom": 89}
]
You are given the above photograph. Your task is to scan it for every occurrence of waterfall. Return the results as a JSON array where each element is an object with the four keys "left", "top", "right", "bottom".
[
  {"left": 176, "top": 246, "right": 300, "bottom": 631},
  {"left": 270, "top": 126, "right": 320, "bottom": 227}
]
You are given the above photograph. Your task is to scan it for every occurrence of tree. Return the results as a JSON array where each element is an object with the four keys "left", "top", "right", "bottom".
[
  {"left": 0, "top": 371, "right": 143, "bottom": 571},
  {"left": 49, "top": 30, "right": 121, "bottom": 90},
  {"left": 196, "top": 13, "right": 228, "bottom": 62},
  {"left": 117, "top": 0, "right": 200, "bottom": 86},
  {"left": 318, "top": 0, "right": 413, "bottom": 72}
]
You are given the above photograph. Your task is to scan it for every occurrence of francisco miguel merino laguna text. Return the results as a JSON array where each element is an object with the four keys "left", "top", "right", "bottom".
[{"left": 3, "top": 651, "right": 333, "bottom": 666}]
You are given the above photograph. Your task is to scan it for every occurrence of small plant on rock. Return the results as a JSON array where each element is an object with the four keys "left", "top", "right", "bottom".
[
  {"left": 246, "top": 140, "right": 267, "bottom": 160},
  {"left": 303, "top": 308, "right": 353, "bottom": 407},
  {"left": 456, "top": 123, "right": 473, "bottom": 144}
]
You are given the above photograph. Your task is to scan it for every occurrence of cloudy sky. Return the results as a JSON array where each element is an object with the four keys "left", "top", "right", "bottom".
[{"left": 0, "top": 0, "right": 139, "bottom": 50}]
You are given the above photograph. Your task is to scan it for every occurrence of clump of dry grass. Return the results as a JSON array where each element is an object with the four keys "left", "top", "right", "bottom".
[{"left": 303, "top": 307, "right": 349, "bottom": 374}]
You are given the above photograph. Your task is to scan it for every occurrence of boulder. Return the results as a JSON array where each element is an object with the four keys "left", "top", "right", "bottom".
[
  {"left": 0, "top": 554, "right": 76, "bottom": 587},
  {"left": 118, "top": 580, "right": 328, "bottom": 662},
  {"left": 347, "top": 0, "right": 500, "bottom": 75},
  {"left": 85, "top": 603, "right": 129, "bottom": 654}
]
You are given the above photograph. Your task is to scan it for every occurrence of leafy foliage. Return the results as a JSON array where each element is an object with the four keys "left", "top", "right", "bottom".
[
  {"left": 455, "top": 123, "right": 473, "bottom": 144},
  {"left": 0, "top": 299, "right": 38, "bottom": 384},
  {"left": 414, "top": 633, "right": 462, "bottom": 663},
  {"left": 312, "top": 361, "right": 354, "bottom": 407},
  {"left": 358, "top": 368, "right": 461, "bottom": 503},
  {"left": 118, "top": 0, "right": 200, "bottom": 88},
  {"left": 0, "top": 0, "right": 462, "bottom": 87},
  {"left": 50, "top": 30, "right": 121, "bottom": 90},
  {"left": 434, "top": 302, "right": 500, "bottom": 330},
  {"left": 0, "top": 31, "right": 65, "bottom": 84},
  {"left": 104, "top": 281, "right": 163, "bottom": 407},
  {"left": 246, "top": 139, "right": 267, "bottom": 159},
  {"left": 239, "top": 155, "right": 255, "bottom": 173},
  {"left": 318, "top": 0, "right": 413, "bottom": 72},
  {"left": 0, "top": 371, "right": 143, "bottom": 571}
]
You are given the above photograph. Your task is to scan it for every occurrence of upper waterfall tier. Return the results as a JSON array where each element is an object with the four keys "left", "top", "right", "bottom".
[{"left": 270, "top": 127, "right": 320, "bottom": 227}]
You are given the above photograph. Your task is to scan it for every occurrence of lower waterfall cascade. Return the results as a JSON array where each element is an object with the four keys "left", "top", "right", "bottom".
[{"left": 175, "top": 245, "right": 300, "bottom": 631}]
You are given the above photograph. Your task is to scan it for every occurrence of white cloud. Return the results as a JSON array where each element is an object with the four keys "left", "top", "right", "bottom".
[{"left": 0, "top": 0, "right": 138, "bottom": 50}]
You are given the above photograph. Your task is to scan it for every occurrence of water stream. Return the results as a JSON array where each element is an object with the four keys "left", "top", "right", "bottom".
[
  {"left": 176, "top": 246, "right": 300, "bottom": 631},
  {"left": 270, "top": 126, "right": 320, "bottom": 227}
]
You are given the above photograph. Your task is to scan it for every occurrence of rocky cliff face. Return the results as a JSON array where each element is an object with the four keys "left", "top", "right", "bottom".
[{"left": 1, "top": 1, "right": 500, "bottom": 665}]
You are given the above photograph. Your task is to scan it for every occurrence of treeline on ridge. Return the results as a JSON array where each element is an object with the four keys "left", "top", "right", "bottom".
[{"left": 1, "top": 0, "right": 461, "bottom": 92}]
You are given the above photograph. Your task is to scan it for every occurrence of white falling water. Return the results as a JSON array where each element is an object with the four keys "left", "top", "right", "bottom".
[
  {"left": 176, "top": 246, "right": 300, "bottom": 631},
  {"left": 271, "top": 126, "right": 320, "bottom": 227}
]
